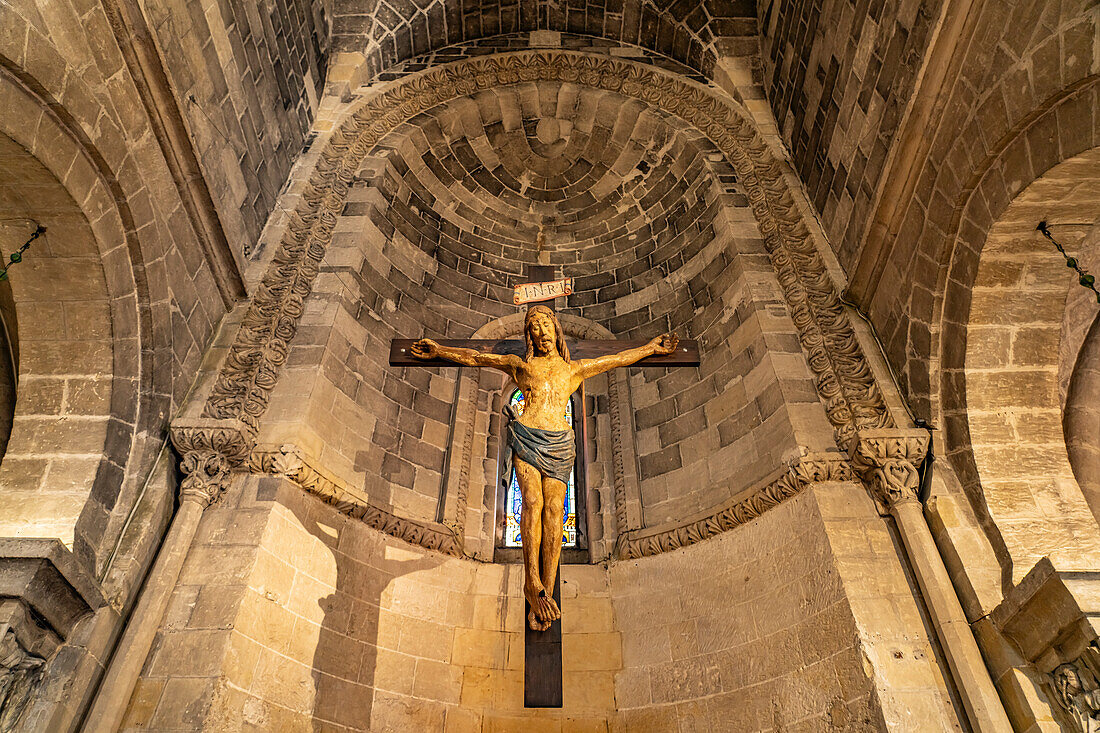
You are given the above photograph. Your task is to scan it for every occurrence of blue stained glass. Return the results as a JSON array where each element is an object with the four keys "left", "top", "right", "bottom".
[{"left": 503, "top": 390, "right": 576, "bottom": 547}]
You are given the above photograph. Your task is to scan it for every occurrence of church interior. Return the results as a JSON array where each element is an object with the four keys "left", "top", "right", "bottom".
[{"left": 0, "top": 0, "right": 1098, "bottom": 729}]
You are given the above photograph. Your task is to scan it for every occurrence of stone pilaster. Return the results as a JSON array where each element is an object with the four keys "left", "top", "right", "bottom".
[{"left": 849, "top": 427, "right": 1012, "bottom": 730}]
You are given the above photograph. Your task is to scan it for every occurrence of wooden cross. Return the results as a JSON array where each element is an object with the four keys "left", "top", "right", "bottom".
[{"left": 389, "top": 264, "right": 700, "bottom": 707}]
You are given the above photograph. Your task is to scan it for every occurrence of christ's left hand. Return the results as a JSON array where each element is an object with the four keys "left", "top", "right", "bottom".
[{"left": 649, "top": 333, "right": 679, "bottom": 355}]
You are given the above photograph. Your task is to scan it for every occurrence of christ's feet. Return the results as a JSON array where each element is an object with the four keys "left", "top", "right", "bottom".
[
  {"left": 528, "top": 607, "right": 551, "bottom": 632},
  {"left": 524, "top": 582, "right": 560, "bottom": 631}
]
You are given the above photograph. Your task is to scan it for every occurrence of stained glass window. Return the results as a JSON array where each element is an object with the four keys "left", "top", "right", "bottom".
[{"left": 503, "top": 389, "right": 577, "bottom": 548}]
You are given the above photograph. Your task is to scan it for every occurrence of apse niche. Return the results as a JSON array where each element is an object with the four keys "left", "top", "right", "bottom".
[{"left": 262, "top": 77, "right": 807, "bottom": 556}]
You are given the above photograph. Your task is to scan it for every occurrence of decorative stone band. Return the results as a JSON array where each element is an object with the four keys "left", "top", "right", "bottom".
[
  {"left": 198, "top": 50, "right": 891, "bottom": 454},
  {"left": 615, "top": 456, "right": 855, "bottom": 559},
  {"left": 248, "top": 445, "right": 462, "bottom": 557},
  {"left": 169, "top": 419, "right": 254, "bottom": 508},
  {"left": 848, "top": 428, "right": 931, "bottom": 510}
]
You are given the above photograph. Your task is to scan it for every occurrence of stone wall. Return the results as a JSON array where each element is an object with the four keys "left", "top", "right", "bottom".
[
  {"left": 613, "top": 489, "right": 887, "bottom": 729},
  {"left": 121, "top": 472, "right": 972, "bottom": 731},
  {"left": 758, "top": 0, "right": 941, "bottom": 269},
  {"left": 122, "top": 476, "right": 623, "bottom": 730},
  {"left": 141, "top": 0, "right": 330, "bottom": 259}
]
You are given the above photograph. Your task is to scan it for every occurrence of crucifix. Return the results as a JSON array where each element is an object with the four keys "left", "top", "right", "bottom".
[{"left": 389, "top": 236, "right": 699, "bottom": 707}]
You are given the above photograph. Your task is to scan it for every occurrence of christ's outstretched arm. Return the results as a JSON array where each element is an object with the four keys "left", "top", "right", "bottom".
[
  {"left": 573, "top": 333, "right": 679, "bottom": 380},
  {"left": 411, "top": 338, "right": 521, "bottom": 379}
]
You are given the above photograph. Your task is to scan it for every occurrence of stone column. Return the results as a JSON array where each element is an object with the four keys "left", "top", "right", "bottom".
[
  {"left": 81, "top": 419, "right": 251, "bottom": 733},
  {"left": 850, "top": 428, "right": 1012, "bottom": 731}
]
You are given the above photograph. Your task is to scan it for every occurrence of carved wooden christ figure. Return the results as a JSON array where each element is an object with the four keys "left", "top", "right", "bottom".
[{"left": 411, "top": 305, "right": 679, "bottom": 630}]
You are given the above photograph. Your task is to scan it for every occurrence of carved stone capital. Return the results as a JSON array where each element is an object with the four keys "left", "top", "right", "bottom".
[
  {"left": 848, "top": 428, "right": 930, "bottom": 509},
  {"left": 1051, "top": 650, "right": 1100, "bottom": 733},
  {"left": 169, "top": 418, "right": 253, "bottom": 508}
]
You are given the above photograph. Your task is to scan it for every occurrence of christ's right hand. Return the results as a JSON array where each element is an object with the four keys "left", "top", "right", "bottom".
[{"left": 411, "top": 338, "right": 439, "bottom": 359}]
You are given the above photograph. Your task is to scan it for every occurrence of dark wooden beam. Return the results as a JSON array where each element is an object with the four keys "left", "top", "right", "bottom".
[
  {"left": 524, "top": 570, "right": 562, "bottom": 708},
  {"left": 389, "top": 339, "right": 701, "bottom": 367}
]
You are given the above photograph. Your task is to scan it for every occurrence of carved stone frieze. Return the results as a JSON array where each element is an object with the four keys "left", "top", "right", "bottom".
[
  {"left": 169, "top": 418, "right": 253, "bottom": 508},
  {"left": 0, "top": 540, "right": 105, "bottom": 730},
  {"left": 991, "top": 557, "right": 1100, "bottom": 730},
  {"left": 249, "top": 445, "right": 462, "bottom": 556},
  {"left": 0, "top": 623, "right": 45, "bottom": 733},
  {"left": 616, "top": 456, "right": 855, "bottom": 559},
  {"left": 0, "top": 600, "right": 52, "bottom": 732}
]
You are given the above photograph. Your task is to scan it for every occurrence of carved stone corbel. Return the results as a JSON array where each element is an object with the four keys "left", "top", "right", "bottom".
[
  {"left": 992, "top": 558, "right": 1100, "bottom": 732},
  {"left": 169, "top": 418, "right": 254, "bottom": 508},
  {"left": 0, "top": 539, "right": 104, "bottom": 730},
  {"left": 848, "top": 428, "right": 930, "bottom": 510},
  {"left": 1052, "top": 650, "right": 1100, "bottom": 733}
]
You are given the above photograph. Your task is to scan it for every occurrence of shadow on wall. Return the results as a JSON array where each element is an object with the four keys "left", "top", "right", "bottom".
[{"left": 281, "top": 493, "right": 445, "bottom": 730}]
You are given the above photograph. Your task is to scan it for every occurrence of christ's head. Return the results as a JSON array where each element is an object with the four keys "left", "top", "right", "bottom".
[{"left": 524, "top": 305, "right": 570, "bottom": 362}]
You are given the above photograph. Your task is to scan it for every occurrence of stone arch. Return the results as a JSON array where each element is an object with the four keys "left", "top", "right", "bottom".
[
  {"left": 871, "top": 15, "right": 1100, "bottom": 587},
  {"left": 0, "top": 54, "right": 158, "bottom": 576},
  {"left": 956, "top": 147, "right": 1100, "bottom": 583},
  {"left": 1061, "top": 209, "right": 1100, "bottom": 522},
  {"left": 1067, "top": 310, "right": 1100, "bottom": 519},
  {"left": 862, "top": 2, "right": 1100, "bottom": 422}
]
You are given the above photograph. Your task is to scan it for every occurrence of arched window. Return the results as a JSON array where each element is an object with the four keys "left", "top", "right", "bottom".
[{"left": 496, "top": 387, "right": 588, "bottom": 560}]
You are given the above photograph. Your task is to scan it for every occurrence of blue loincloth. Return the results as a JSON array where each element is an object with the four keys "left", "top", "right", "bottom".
[{"left": 502, "top": 404, "right": 575, "bottom": 486}]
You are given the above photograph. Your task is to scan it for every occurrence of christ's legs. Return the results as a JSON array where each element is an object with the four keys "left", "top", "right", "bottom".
[
  {"left": 538, "top": 476, "right": 566, "bottom": 622},
  {"left": 514, "top": 457, "right": 554, "bottom": 631}
]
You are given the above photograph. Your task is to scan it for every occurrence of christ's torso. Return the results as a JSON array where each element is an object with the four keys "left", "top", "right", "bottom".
[{"left": 514, "top": 354, "right": 578, "bottom": 432}]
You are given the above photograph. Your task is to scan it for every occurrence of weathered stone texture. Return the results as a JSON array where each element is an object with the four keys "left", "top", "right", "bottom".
[
  {"left": 758, "top": 0, "right": 942, "bottom": 269},
  {"left": 332, "top": 0, "right": 761, "bottom": 80},
  {"left": 121, "top": 473, "right": 970, "bottom": 730},
  {"left": 613, "top": 489, "right": 889, "bottom": 730},
  {"left": 814, "top": 482, "right": 966, "bottom": 729},
  {"left": 124, "top": 477, "right": 624, "bottom": 730},
  {"left": 142, "top": 0, "right": 329, "bottom": 258}
]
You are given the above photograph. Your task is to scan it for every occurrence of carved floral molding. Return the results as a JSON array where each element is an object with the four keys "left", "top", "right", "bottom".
[
  {"left": 616, "top": 456, "right": 855, "bottom": 559},
  {"left": 248, "top": 445, "right": 462, "bottom": 557},
  {"left": 169, "top": 419, "right": 253, "bottom": 508},
  {"left": 189, "top": 51, "right": 893, "bottom": 556}
]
